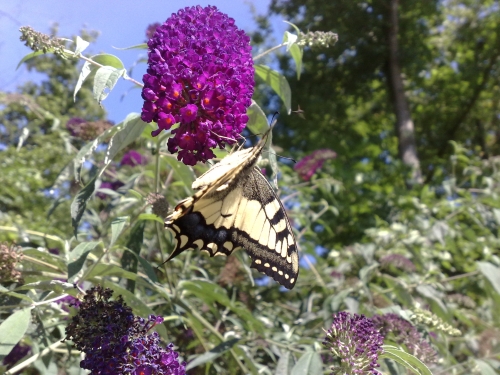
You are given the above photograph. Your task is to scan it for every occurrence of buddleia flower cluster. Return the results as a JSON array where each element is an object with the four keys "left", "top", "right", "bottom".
[
  {"left": 19, "top": 26, "right": 65, "bottom": 56},
  {"left": 410, "top": 307, "right": 461, "bottom": 336},
  {"left": 372, "top": 313, "right": 437, "bottom": 364},
  {"left": 0, "top": 242, "right": 23, "bottom": 283},
  {"left": 323, "top": 312, "right": 384, "bottom": 374},
  {"left": 141, "top": 5, "right": 254, "bottom": 165},
  {"left": 379, "top": 254, "right": 416, "bottom": 273},
  {"left": 66, "top": 117, "right": 113, "bottom": 141},
  {"left": 65, "top": 285, "right": 185, "bottom": 374},
  {"left": 297, "top": 30, "right": 339, "bottom": 48},
  {"left": 294, "top": 149, "right": 337, "bottom": 181}
]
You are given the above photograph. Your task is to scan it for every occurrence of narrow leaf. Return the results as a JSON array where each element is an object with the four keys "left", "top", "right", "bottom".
[
  {"left": 74, "top": 60, "right": 92, "bottom": 101},
  {"left": 275, "top": 350, "right": 292, "bottom": 375},
  {"left": 381, "top": 346, "right": 433, "bottom": 375},
  {"left": 70, "top": 175, "right": 97, "bottom": 237},
  {"left": 185, "top": 338, "right": 240, "bottom": 370},
  {"left": 110, "top": 216, "right": 129, "bottom": 247},
  {"left": 16, "top": 50, "right": 46, "bottom": 69},
  {"left": 290, "top": 351, "right": 322, "bottom": 375},
  {"left": 478, "top": 262, "right": 500, "bottom": 295},
  {"left": 122, "top": 221, "right": 146, "bottom": 292},
  {"left": 255, "top": 65, "right": 292, "bottom": 114},
  {"left": 138, "top": 256, "right": 158, "bottom": 283},
  {"left": 68, "top": 241, "right": 101, "bottom": 281},
  {"left": 138, "top": 213, "right": 165, "bottom": 224},
  {"left": 102, "top": 113, "right": 147, "bottom": 172},
  {"left": 163, "top": 157, "right": 195, "bottom": 195},
  {"left": 0, "top": 308, "right": 32, "bottom": 357}
]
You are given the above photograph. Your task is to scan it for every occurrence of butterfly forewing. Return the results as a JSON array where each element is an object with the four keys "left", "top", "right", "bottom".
[{"left": 164, "top": 130, "right": 299, "bottom": 289}]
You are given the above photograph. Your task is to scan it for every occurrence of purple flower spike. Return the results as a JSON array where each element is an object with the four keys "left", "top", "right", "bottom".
[
  {"left": 65, "top": 286, "right": 186, "bottom": 374},
  {"left": 294, "top": 149, "right": 337, "bottom": 181},
  {"left": 141, "top": 5, "right": 254, "bottom": 165},
  {"left": 323, "top": 311, "right": 384, "bottom": 375},
  {"left": 121, "top": 150, "right": 148, "bottom": 167}
]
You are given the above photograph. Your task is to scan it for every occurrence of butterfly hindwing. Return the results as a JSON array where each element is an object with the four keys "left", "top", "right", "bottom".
[{"left": 165, "top": 130, "right": 299, "bottom": 289}]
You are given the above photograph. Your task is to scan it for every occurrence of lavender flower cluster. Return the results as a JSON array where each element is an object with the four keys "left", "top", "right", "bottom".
[
  {"left": 294, "top": 149, "right": 337, "bottom": 181},
  {"left": 323, "top": 312, "right": 384, "bottom": 374},
  {"left": 141, "top": 5, "right": 254, "bottom": 165},
  {"left": 65, "top": 285, "right": 185, "bottom": 375}
]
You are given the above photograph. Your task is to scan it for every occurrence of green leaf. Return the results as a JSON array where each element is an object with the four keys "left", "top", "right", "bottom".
[
  {"left": 137, "top": 213, "right": 165, "bottom": 224},
  {"left": 70, "top": 175, "right": 97, "bottom": 237},
  {"left": 381, "top": 346, "right": 433, "bottom": 375},
  {"left": 93, "top": 66, "right": 125, "bottom": 103},
  {"left": 74, "top": 36, "right": 90, "bottom": 55},
  {"left": 74, "top": 61, "right": 93, "bottom": 101},
  {"left": 90, "top": 54, "right": 125, "bottom": 70},
  {"left": 246, "top": 100, "right": 269, "bottom": 136},
  {"left": 288, "top": 44, "right": 303, "bottom": 80},
  {"left": 163, "top": 157, "right": 195, "bottom": 195},
  {"left": 138, "top": 256, "right": 158, "bottom": 283},
  {"left": 185, "top": 338, "right": 240, "bottom": 371},
  {"left": 87, "top": 264, "right": 138, "bottom": 280},
  {"left": 478, "top": 261, "right": 500, "bottom": 295},
  {"left": 179, "top": 280, "right": 264, "bottom": 334},
  {"left": 290, "top": 350, "right": 322, "bottom": 375},
  {"left": 68, "top": 241, "right": 101, "bottom": 281},
  {"left": 113, "top": 43, "right": 148, "bottom": 50},
  {"left": 275, "top": 350, "right": 292, "bottom": 375},
  {"left": 255, "top": 65, "right": 292, "bottom": 114},
  {"left": 476, "top": 359, "right": 497, "bottom": 375},
  {"left": 101, "top": 113, "right": 147, "bottom": 173},
  {"left": 122, "top": 221, "right": 145, "bottom": 292},
  {"left": 110, "top": 216, "right": 129, "bottom": 247},
  {"left": 73, "top": 125, "right": 121, "bottom": 181},
  {"left": 0, "top": 308, "right": 32, "bottom": 357},
  {"left": 16, "top": 50, "right": 47, "bottom": 69}
]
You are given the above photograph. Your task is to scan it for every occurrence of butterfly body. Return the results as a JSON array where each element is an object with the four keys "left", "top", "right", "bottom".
[{"left": 165, "top": 130, "right": 299, "bottom": 289}]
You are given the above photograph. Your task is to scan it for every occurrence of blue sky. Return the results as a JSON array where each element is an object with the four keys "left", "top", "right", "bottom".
[{"left": 0, "top": 0, "right": 283, "bottom": 123}]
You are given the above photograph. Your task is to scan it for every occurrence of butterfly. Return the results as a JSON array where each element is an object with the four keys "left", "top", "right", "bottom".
[{"left": 164, "top": 128, "right": 299, "bottom": 289}]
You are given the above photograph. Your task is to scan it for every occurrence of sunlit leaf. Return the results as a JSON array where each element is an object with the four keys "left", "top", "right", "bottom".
[
  {"left": 290, "top": 350, "right": 322, "bottom": 375},
  {"left": 0, "top": 308, "right": 32, "bottom": 357},
  {"left": 255, "top": 65, "right": 292, "bottom": 114}
]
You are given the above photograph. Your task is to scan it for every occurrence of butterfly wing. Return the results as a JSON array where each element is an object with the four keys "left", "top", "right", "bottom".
[{"left": 164, "top": 130, "right": 299, "bottom": 289}]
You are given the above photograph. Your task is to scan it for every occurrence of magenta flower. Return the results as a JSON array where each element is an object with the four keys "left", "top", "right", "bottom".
[
  {"left": 323, "top": 312, "right": 383, "bottom": 375},
  {"left": 141, "top": 5, "right": 254, "bottom": 165},
  {"left": 121, "top": 150, "right": 148, "bottom": 167},
  {"left": 294, "top": 149, "right": 337, "bottom": 181},
  {"left": 145, "top": 22, "right": 161, "bottom": 41}
]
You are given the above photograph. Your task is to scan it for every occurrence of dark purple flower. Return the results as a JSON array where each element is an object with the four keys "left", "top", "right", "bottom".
[
  {"left": 65, "top": 286, "right": 186, "bottom": 375},
  {"left": 145, "top": 22, "right": 161, "bottom": 41},
  {"left": 3, "top": 343, "right": 31, "bottom": 369},
  {"left": 323, "top": 312, "right": 383, "bottom": 375},
  {"left": 372, "top": 313, "right": 437, "bottom": 364},
  {"left": 294, "top": 149, "right": 337, "bottom": 181},
  {"left": 96, "top": 180, "right": 125, "bottom": 200},
  {"left": 121, "top": 150, "right": 148, "bottom": 167},
  {"left": 379, "top": 254, "right": 416, "bottom": 273},
  {"left": 141, "top": 5, "right": 254, "bottom": 165}
]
